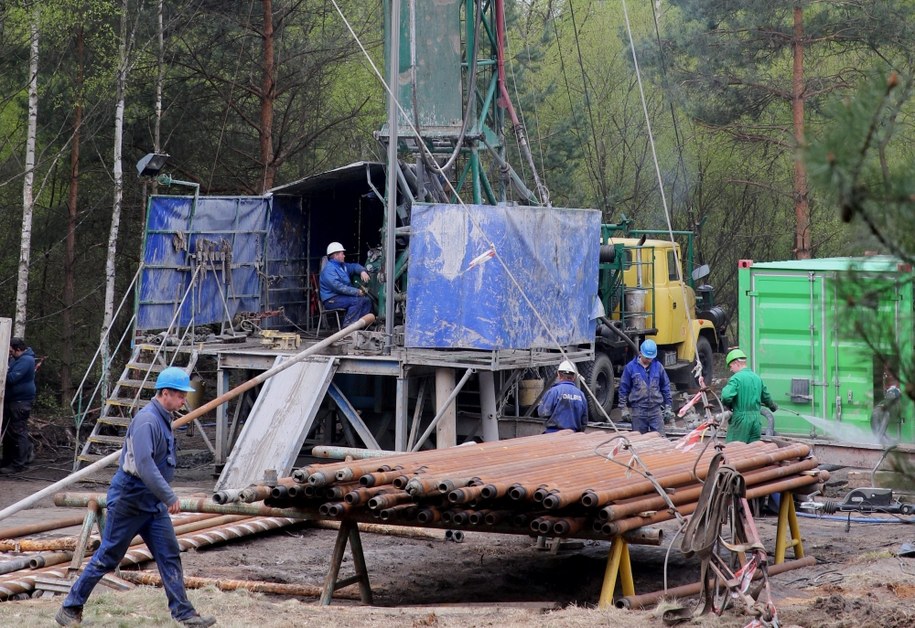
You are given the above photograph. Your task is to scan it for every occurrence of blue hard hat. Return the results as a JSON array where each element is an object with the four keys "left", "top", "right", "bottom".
[
  {"left": 155, "top": 367, "right": 195, "bottom": 392},
  {"left": 640, "top": 339, "right": 658, "bottom": 359}
]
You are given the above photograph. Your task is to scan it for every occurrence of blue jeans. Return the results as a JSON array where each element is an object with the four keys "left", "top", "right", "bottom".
[
  {"left": 62, "top": 500, "right": 195, "bottom": 621},
  {"left": 632, "top": 410, "right": 665, "bottom": 436},
  {"left": 324, "top": 295, "right": 372, "bottom": 326}
]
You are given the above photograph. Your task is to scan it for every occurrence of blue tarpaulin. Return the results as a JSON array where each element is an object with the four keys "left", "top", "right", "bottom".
[
  {"left": 405, "top": 203, "right": 600, "bottom": 349},
  {"left": 138, "top": 195, "right": 305, "bottom": 331}
]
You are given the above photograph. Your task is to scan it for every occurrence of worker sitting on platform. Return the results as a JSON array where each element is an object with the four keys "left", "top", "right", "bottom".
[
  {"left": 539, "top": 361, "right": 588, "bottom": 433},
  {"left": 319, "top": 241, "right": 373, "bottom": 327}
]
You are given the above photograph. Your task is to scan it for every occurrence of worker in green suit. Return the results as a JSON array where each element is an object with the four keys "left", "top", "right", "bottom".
[{"left": 721, "top": 348, "right": 778, "bottom": 443}]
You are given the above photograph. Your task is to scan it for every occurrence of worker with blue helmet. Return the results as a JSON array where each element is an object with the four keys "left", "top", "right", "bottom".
[
  {"left": 617, "top": 339, "right": 673, "bottom": 435},
  {"left": 57, "top": 367, "right": 215, "bottom": 627}
]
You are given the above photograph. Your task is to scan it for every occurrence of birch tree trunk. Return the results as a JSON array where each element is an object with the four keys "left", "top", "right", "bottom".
[
  {"left": 100, "top": 0, "right": 131, "bottom": 393},
  {"left": 15, "top": 13, "right": 40, "bottom": 339}
]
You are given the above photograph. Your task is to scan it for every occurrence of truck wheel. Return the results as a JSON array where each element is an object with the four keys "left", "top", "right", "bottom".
[
  {"left": 579, "top": 353, "right": 615, "bottom": 421},
  {"left": 694, "top": 336, "right": 714, "bottom": 388}
]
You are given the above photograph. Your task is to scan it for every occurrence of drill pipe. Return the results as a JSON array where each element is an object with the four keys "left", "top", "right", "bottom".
[
  {"left": 27, "top": 552, "right": 72, "bottom": 569},
  {"left": 118, "top": 569, "right": 362, "bottom": 599},
  {"left": 367, "top": 491, "right": 413, "bottom": 510},
  {"left": 54, "top": 493, "right": 314, "bottom": 520},
  {"left": 419, "top": 433, "right": 670, "bottom": 498},
  {"left": 579, "top": 443, "right": 810, "bottom": 508},
  {"left": 598, "top": 458, "right": 820, "bottom": 521},
  {"left": 0, "top": 313, "right": 375, "bottom": 525},
  {"left": 0, "top": 513, "right": 86, "bottom": 540},
  {"left": 0, "top": 516, "right": 297, "bottom": 599},
  {"left": 345, "top": 485, "right": 397, "bottom": 506},
  {"left": 379, "top": 504, "right": 419, "bottom": 522},
  {"left": 323, "top": 482, "right": 361, "bottom": 501},
  {"left": 0, "top": 538, "right": 98, "bottom": 552},
  {"left": 359, "top": 468, "right": 406, "bottom": 487},
  {"left": 416, "top": 507, "right": 442, "bottom": 524},
  {"left": 600, "top": 472, "right": 826, "bottom": 536},
  {"left": 617, "top": 556, "right": 817, "bottom": 609},
  {"left": 310, "top": 520, "right": 443, "bottom": 540},
  {"left": 397, "top": 437, "right": 760, "bottom": 510},
  {"left": 536, "top": 442, "right": 781, "bottom": 510},
  {"left": 326, "top": 430, "right": 633, "bottom": 486},
  {"left": 0, "top": 557, "right": 34, "bottom": 576},
  {"left": 303, "top": 430, "right": 583, "bottom": 485}
]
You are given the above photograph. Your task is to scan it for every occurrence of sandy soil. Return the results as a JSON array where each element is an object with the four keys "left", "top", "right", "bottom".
[{"left": 0, "top": 440, "right": 914, "bottom": 627}]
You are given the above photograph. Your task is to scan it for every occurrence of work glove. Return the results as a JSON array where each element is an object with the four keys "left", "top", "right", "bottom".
[
  {"left": 620, "top": 407, "right": 631, "bottom": 420},
  {"left": 768, "top": 402, "right": 778, "bottom": 412},
  {"left": 663, "top": 406, "right": 675, "bottom": 421}
]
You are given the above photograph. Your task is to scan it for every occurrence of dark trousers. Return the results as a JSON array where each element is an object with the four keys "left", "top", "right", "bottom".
[
  {"left": 1, "top": 400, "right": 33, "bottom": 469},
  {"left": 62, "top": 501, "right": 195, "bottom": 621},
  {"left": 324, "top": 295, "right": 372, "bottom": 326},
  {"left": 632, "top": 409, "right": 665, "bottom": 436}
]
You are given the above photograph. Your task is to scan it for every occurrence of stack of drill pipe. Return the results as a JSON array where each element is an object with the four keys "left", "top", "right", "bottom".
[{"left": 223, "top": 431, "right": 826, "bottom": 541}]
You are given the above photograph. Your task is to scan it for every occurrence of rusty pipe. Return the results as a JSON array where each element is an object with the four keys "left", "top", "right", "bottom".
[
  {"left": 0, "top": 514, "right": 86, "bottom": 540},
  {"left": 601, "top": 472, "right": 826, "bottom": 536},
  {"left": 54, "top": 493, "right": 314, "bottom": 520},
  {"left": 118, "top": 569, "right": 362, "bottom": 599},
  {"left": 580, "top": 443, "right": 811, "bottom": 508},
  {"left": 27, "top": 551, "right": 73, "bottom": 570},
  {"left": 617, "top": 556, "right": 817, "bottom": 609},
  {"left": 0, "top": 537, "right": 98, "bottom": 552},
  {"left": 598, "top": 458, "right": 820, "bottom": 521}
]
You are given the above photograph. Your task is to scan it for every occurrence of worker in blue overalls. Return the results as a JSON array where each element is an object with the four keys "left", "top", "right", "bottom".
[
  {"left": 56, "top": 368, "right": 216, "bottom": 627},
  {"left": 539, "top": 360, "right": 588, "bottom": 433},
  {"left": 618, "top": 339, "right": 673, "bottom": 435},
  {"left": 320, "top": 241, "right": 372, "bottom": 326}
]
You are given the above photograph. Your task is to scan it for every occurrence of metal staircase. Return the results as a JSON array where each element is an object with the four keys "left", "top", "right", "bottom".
[{"left": 77, "top": 344, "right": 198, "bottom": 466}]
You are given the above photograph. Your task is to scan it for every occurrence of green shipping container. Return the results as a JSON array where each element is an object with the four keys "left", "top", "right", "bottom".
[{"left": 737, "top": 256, "right": 914, "bottom": 443}]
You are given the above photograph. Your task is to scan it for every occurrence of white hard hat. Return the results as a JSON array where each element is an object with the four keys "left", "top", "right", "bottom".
[
  {"left": 558, "top": 360, "right": 577, "bottom": 374},
  {"left": 326, "top": 242, "right": 345, "bottom": 256}
]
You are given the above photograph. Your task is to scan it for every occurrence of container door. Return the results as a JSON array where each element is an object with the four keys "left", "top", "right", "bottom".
[{"left": 749, "top": 271, "right": 825, "bottom": 435}]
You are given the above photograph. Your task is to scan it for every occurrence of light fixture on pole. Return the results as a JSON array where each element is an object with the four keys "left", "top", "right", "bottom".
[{"left": 136, "top": 152, "right": 170, "bottom": 177}]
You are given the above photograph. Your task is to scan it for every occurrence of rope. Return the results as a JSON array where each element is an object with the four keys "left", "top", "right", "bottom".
[{"left": 620, "top": 0, "right": 706, "bottom": 382}]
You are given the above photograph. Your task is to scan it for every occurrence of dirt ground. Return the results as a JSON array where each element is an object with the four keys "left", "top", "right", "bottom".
[{"left": 1, "top": 444, "right": 915, "bottom": 628}]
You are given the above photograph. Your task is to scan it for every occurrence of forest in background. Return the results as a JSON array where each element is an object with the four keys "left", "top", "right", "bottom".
[{"left": 1, "top": 0, "right": 914, "bottom": 410}]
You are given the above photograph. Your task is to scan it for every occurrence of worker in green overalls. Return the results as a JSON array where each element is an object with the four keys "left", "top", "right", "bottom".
[{"left": 721, "top": 348, "right": 778, "bottom": 443}]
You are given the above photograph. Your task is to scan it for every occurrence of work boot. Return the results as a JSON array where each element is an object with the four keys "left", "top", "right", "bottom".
[
  {"left": 55, "top": 605, "right": 82, "bottom": 626},
  {"left": 180, "top": 614, "right": 217, "bottom": 627}
]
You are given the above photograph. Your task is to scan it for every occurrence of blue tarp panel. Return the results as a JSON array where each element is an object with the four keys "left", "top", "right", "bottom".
[
  {"left": 263, "top": 195, "right": 308, "bottom": 328},
  {"left": 138, "top": 195, "right": 273, "bottom": 331},
  {"left": 405, "top": 203, "right": 600, "bottom": 349}
]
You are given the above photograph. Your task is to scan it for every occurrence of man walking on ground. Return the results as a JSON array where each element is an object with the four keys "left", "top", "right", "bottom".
[
  {"left": 539, "top": 360, "right": 588, "bottom": 433},
  {"left": 618, "top": 339, "right": 673, "bottom": 435},
  {"left": 1, "top": 337, "right": 37, "bottom": 474},
  {"left": 721, "top": 348, "right": 778, "bottom": 444},
  {"left": 319, "top": 241, "right": 372, "bottom": 326},
  {"left": 56, "top": 367, "right": 216, "bottom": 627}
]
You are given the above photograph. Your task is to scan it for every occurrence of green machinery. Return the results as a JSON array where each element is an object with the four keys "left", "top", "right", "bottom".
[{"left": 737, "top": 256, "right": 915, "bottom": 443}]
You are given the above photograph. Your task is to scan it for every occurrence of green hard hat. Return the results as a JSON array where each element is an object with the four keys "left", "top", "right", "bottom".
[{"left": 726, "top": 348, "right": 747, "bottom": 365}]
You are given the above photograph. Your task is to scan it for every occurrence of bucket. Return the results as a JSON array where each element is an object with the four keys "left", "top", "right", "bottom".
[
  {"left": 625, "top": 288, "right": 648, "bottom": 330},
  {"left": 519, "top": 379, "right": 544, "bottom": 408}
]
